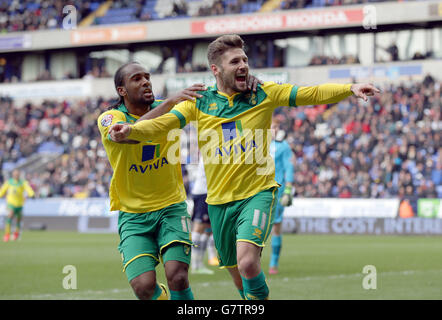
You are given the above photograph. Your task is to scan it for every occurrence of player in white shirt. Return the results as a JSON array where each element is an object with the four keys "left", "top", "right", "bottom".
[{"left": 187, "top": 155, "right": 219, "bottom": 274}]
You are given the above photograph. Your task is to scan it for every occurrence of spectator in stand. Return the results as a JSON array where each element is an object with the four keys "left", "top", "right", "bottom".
[
  {"left": 280, "top": 0, "right": 396, "bottom": 11},
  {"left": 0, "top": 0, "right": 104, "bottom": 32},
  {"left": 170, "top": 0, "right": 188, "bottom": 17},
  {"left": 309, "top": 55, "right": 360, "bottom": 66},
  {"left": 0, "top": 0, "right": 412, "bottom": 32},
  {"left": 0, "top": 96, "right": 116, "bottom": 198}
]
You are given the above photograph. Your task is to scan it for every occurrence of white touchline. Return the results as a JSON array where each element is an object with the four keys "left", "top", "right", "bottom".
[{"left": 11, "top": 269, "right": 442, "bottom": 299}]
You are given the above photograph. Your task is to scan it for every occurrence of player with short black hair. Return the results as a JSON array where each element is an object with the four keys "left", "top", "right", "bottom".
[{"left": 97, "top": 61, "right": 206, "bottom": 300}]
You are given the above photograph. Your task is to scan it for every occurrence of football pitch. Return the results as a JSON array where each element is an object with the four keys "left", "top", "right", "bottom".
[{"left": 1, "top": 231, "right": 441, "bottom": 300}]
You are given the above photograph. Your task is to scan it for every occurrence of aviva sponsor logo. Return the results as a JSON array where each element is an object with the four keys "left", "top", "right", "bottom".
[
  {"left": 142, "top": 144, "right": 160, "bottom": 162},
  {"left": 129, "top": 144, "right": 169, "bottom": 173},
  {"left": 221, "top": 120, "right": 243, "bottom": 142},
  {"left": 214, "top": 140, "right": 257, "bottom": 157},
  {"left": 216, "top": 120, "right": 257, "bottom": 157}
]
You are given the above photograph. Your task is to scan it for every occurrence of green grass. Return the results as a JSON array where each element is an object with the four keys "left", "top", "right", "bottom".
[{"left": 1, "top": 231, "right": 441, "bottom": 300}]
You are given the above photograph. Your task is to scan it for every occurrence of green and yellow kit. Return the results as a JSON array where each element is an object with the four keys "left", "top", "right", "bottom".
[
  {"left": 126, "top": 82, "right": 353, "bottom": 267},
  {"left": 97, "top": 102, "right": 192, "bottom": 281},
  {"left": 0, "top": 178, "right": 35, "bottom": 214}
]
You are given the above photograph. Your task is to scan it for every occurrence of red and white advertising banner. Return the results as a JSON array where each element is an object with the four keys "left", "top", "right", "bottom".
[
  {"left": 71, "top": 25, "right": 147, "bottom": 45},
  {"left": 191, "top": 8, "right": 363, "bottom": 35}
]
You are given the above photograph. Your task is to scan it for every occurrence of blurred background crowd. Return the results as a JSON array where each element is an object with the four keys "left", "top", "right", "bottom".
[
  {"left": 0, "top": 0, "right": 435, "bottom": 83},
  {"left": 0, "top": 75, "right": 440, "bottom": 211},
  {"left": 0, "top": 96, "right": 112, "bottom": 198},
  {"left": 0, "top": 0, "right": 440, "bottom": 222},
  {"left": 273, "top": 74, "right": 441, "bottom": 212},
  {"left": 0, "top": 0, "right": 399, "bottom": 33}
]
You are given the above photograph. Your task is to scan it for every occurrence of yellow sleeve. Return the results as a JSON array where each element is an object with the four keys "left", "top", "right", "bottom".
[
  {"left": 295, "top": 83, "right": 353, "bottom": 106},
  {"left": 0, "top": 182, "right": 8, "bottom": 198},
  {"left": 128, "top": 100, "right": 196, "bottom": 142},
  {"left": 262, "top": 81, "right": 298, "bottom": 107},
  {"left": 97, "top": 110, "right": 127, "bottom": 142},
  {"left": 24, "top": 181, "right": 35, "bottom": 198},
  {"left": 169, "top": 100, "right": 197, "bottom": 126}
]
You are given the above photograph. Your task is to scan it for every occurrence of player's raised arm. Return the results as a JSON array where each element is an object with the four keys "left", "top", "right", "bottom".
[
  {"left": 295, "top": 83, "right": 380, "bottom": 106},
  {"left": 108, "top": 84, "right": 204, "bottom": 143},
  {"left": 109, "top": 99, "right": 196, "bottom": 143},
  {"left": 108, "top": 112, "right": 180, "bottom": 143},
  {"left": 135, "top": 83, "right": 206, "bottom": 123}
]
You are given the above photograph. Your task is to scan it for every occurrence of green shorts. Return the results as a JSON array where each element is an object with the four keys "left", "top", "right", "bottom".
[
  {"left": 7, "top": 204, "right": 23, "bottom": 216},
  {"left": 118, "top": 201, "right": 193, "bottom": 281},
  {"left": 208, "top": 187, "right": 278, "bottom": 268}
]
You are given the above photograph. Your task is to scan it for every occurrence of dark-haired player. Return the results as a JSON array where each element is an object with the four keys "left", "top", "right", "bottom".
[
  {"left": 108, "top": 34, "right": 380, "bottom": 300},
  {"left": 98, "top": 61, "right": 261, "bottom": 300},
  {"left": 98, "top": 61, "right": 205, "bottom": 300}
]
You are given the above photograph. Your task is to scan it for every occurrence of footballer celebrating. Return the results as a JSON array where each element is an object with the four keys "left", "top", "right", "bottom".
[
  {"left": 108, "top": 35, "right": 380, "bottom": 300},
  {"left": 97, "top": 62, "right": 206, "bottom": 300}
]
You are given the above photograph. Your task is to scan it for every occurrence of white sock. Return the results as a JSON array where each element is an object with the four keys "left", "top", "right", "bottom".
[
  {"left": 200, "top": 233, "right": 209, "bottom": 264},
  {"left": 207, "top": 234, "right": 217, "bottom": 260},
  {"left": 191, "top": 231, "right": 202, "bottom": 270}
]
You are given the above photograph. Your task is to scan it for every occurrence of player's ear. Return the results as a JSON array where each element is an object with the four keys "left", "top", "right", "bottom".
[
  {"left": 210, "top": 64, "right": 219, "bottom": 77},
  {"left": 117, "top": 86, "right": 127, "bottom": 97}
]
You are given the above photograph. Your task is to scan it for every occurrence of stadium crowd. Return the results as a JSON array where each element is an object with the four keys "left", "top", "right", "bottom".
[
  {"left": 273, "top": 74, "right": 441, "bottom": 212},
  {"left": 0, "top": 0, "right": 410, "bottom": 33},
  {"left": 0, "top": 96, "right": 113, "bottom": 198},
  {"left": 0, "top": 76, "right": 440, "bottom": 207},
  {"left": 309, "top": 54, "right": 360, "bottom": 66},
  {"left": 0, "top": 0, "right": 100, "bottom": 32}
]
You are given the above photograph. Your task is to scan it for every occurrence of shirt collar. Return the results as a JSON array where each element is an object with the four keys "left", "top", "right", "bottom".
[
  {"left": 116, "top": 103, "right": 129, "bottom": 114},
  {"left": 116, "top": 103, "right": 140, "bottom": 122},
  {"left": 211, "top": 84, "right": 242, "bottom": 100}
]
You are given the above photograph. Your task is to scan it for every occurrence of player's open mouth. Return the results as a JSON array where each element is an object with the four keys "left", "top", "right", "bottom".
[{"left": 235, "top": 75, "right": 247, "bottom": 83}]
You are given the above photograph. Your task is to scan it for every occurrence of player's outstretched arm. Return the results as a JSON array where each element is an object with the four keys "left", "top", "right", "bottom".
[
  {"left": 109, "top": 111, "right": 185, "bottom": 143},
  {"left": 110, "top": 84, "right": 205, "bottom": 143},
  {"left": 350, "top": 83, "right": 380, "bottom": 102},
  {"left": 295, "top": 83, "right": 380, "bottom": 106},
  {"left": 108, "top": 123, "right": 133, "bottom": 142},
  {"left": 109, "top": 102, "right": 196, "bottom": 143},
  {"left": 135, "top": 84, "right": 206, "bottom": 123}
]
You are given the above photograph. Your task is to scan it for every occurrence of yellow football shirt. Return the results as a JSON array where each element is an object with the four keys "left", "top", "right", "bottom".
[
  {"left": 128, "top": 82, "right": 353, "bottom": 205},
  {"left": 0, "top": 178, "right": 35, "bottom": 207},
  {"left": 97, "top": 102, "right": 186, "bottom": 213}
]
